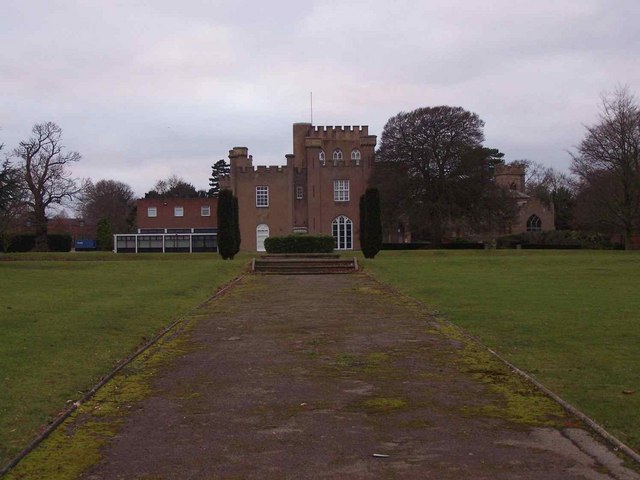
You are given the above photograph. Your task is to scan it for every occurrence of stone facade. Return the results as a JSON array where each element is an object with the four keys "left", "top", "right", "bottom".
[
  {"left": 137, "top": 197, "right": 217, "bottom": 232},
  {"left": 494, "top": 164, "right": 555, "bottom": 234},
  {"left": 221, "top": 123, "right": 377, "bottom": 251}
]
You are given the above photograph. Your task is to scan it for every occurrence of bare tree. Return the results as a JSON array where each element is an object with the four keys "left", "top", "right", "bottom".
[
  {"left": 78, "top": 179, "right": 136, "bottom": 234},
  {"left": 510, "top": 159, "right": 577, "bottom": 230},
  {"left": 13, "top": 122, "right": 81, "bottom": 250},
  {"left": 571, "top": 87, "right": 640, "bottom": 249},
  {"left": 145, "top": 174, "right": 199, "bottom": 198}
]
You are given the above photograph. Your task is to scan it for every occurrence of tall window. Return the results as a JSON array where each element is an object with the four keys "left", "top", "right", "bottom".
[
  {"left": 332, "top": 215, "right": 353, "bottom": 250},
  {"left": 174, "top": 206, "right": 184, "bottom": 217},
  {"left": 147, "top": 207, "right": 157, "bottom": 218},
  {"left": 334, "top": 180, "right": 350, "bottom": 202},
  {"left": 332, "top": 149, "right": 343, "bottom": 161},
  {"left": 256, "top": 186, "right": 269, "bottom": 207},
  {"left": 351, "top": 149, "right": 361, "bottom": 165},
  {"left": 319, "top": 150, "right": 326, "bottom": 166},
  {"left": 296, "top": 186, "right": 303, "bottom": 200},
  {"left": 201, "top": 205, "right": 211, "bottom": 216},
  {"left": 527, "top": 214, "right": 542, "bottom": 232},
  {"left": 256, "top": 224, "right": 269, "bottom": 252}
]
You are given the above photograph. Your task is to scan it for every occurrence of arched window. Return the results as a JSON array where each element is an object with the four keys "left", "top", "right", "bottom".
[
  {"left": 256, "top": 224, "right": 270, "bottom": 252},
  {"left": 509, "top": 181, "right": 517, "bottom": 190},
  {"left": 351, "top": 149, "right": 361, "bottom": 165},
  {"left": 526, "top": 215, "right": 542, "bottom": 232},
  {"left": 332, "top": 215, "right": 352, "bottom": 250},
  {"left": 319, "top": 150, "right": 325, "bottom": 166},
  {"left": 332, "top": 149, "right": 343, "bottom": 162}
]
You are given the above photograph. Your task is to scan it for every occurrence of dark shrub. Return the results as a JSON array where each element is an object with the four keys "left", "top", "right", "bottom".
[
  {"left": 7, "top": 234, "right": 36, "bottom": 252},
  {"left": 6, "top": 233, "right": 72, "bottom": 252},
  {"left": 264, "top": 234, "right": 335, "bottom": 254},
  {"left": 47, "top": 233, "right": 72, "bottom": 252}
]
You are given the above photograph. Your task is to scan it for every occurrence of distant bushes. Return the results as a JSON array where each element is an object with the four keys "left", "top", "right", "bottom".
[
  {"left": 5, "top": 233, "right": 73, "bottom": 252},
  {"left": 382, "top": 231, "right": 621, "bottom": 250},
  {"left": 264, "top": 234, "right": 335, "bottom": 254},
  {"left": 496, "top": 230, "right": 620, "bottom": 249}
]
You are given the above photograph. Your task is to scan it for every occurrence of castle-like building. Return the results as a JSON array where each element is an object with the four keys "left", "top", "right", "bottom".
[
  {"left": 125, "top": 122, "right": 553, "bottom": 254},
  {"left": 220, "top": 123, "right": 376, "bottom": 251}
]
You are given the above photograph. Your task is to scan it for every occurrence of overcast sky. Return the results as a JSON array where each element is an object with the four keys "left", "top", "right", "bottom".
[{"left": 2, "top": 0, "right": 640, "bottom": 198}]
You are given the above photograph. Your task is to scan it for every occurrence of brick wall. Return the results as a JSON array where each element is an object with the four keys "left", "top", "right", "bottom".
[{"left": 137, "top": 197, "right": 217, "bottom": 231}]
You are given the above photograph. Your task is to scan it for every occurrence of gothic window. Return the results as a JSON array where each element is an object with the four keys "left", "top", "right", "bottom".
[
  {"left": 332, "top": 215, "right": 353, "bottom": 250},
  {"left": 510, "top": 182, "right": 517, "bottom": 190},
  {"left": 319, "top": 150, "right": 325, "bottom": 166},
  {"left": 526, "top": 214, "right": 542, "bottom": 232},
  {"left": 332, "top": 149, "right": 343, "bottom": 161},
  {"left": 351, "top": 149, "right": 361, "bottom": 165}
]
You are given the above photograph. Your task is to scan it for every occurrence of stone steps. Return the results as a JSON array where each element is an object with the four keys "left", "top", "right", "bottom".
[{"left": 252, "top": 256, "right": 358, "bottom": 275}]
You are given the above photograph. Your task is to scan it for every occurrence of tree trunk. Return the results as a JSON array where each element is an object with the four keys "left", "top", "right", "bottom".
[
  {"left": 624, "top": 228, "right": 633, "bottom": 251},
  {"left": 32, "top": 207, "right": 49, "bottom": 252}
]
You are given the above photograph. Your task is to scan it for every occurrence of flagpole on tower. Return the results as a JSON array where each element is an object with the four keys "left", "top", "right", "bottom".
[{"left": 310, "top": 92, "right": 313, "bottom": 125}]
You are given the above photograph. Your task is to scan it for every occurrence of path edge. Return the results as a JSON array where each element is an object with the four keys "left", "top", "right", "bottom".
[
  {"left": 0, "top": 272, "right": 247, "bottom": 478},
  {"left": 362, "top": 270, "right": 640, "bottom": 466}
]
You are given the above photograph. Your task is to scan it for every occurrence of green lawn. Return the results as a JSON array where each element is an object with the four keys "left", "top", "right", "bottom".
[
  {"left": 365, "top": 250, "right": 640, "bottom": 451},
  {"left": 0, "top": 252, "right": 248, "bottom": 465}
]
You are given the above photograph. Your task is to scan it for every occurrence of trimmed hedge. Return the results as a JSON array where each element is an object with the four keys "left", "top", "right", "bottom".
[
  {"left": 496, "top": 230, "right": 618, "bottom": 250},
  {"left": 264, "top": 234, "right": 335, "bottom": 254},
  {"left": 6, "top": 233, "right": 72, "bottom": 252}
]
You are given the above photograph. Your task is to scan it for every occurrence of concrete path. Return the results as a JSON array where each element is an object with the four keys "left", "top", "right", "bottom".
[{"left": 13, "top": 273, "right": 640, "bottom": 479}]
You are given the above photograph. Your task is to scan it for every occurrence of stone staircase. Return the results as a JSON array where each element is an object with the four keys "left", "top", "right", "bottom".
[{"left": 251, "top": 254, "right": 358, "bottom": 275}]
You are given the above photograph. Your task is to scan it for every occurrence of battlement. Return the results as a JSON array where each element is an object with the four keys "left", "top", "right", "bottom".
[
  {"left": 308, "top": 125, "right": 369, "bottom": 137},
  {"left": 495, "top": 164, "right": 525, "bottom": 176}
]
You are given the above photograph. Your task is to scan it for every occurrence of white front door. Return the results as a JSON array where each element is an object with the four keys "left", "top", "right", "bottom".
[{"left": 256, "top": 224, "right": 269, "bottom": 252}]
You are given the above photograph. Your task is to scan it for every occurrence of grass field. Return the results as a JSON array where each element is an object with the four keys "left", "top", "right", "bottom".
[
  {"left": 364, "top": 250, "right": 640, "bottom": 451},
  {"left": 0, "top": 252, "right": 248, "bottom": 465}
]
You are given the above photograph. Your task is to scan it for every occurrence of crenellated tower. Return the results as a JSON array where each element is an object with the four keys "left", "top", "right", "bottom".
[{"left": 224, "top": 123, "right": 376, "bottom": 251}]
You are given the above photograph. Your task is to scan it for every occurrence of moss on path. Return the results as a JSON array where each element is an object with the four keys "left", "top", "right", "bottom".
[{"left": 7, "top": 274, "right": 639, "bottom": 479}]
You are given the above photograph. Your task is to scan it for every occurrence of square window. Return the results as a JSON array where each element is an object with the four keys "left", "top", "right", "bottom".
[
  {"left": 201, "top": 205, "right": 211, "bottom": 216},
  {"left": 333, "top": 180, "right": 350, "bottom": 202},
  {"left": 174, "top": 206, "right": 184, "bottom": 217},
  {"left": 296, "top": 186, "right": 303, "bottom": 200},
  {"left": 256, "top": 186, "right": 269, "bottom": 207},
  {"left": 147, "top": 207, "right": 157, "bottom": 218}
]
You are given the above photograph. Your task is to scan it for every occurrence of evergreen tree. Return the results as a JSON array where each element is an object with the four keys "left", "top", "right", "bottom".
[
  {"left": 217, "top": 189, "right": 235, "bottom": 259},
  {"left": 96, "top": 217, "right": 113, "bottom": 251},
  {"left": 359, "top": 195, "right": 366, "bottom": 251},
  {"left": 361, "top": 188, "right": 383, "bottom": 259},
  {"left": 209, "top": 159, "right": 231, "bottom": 197},
  {"left": 232, "top": 195, "right": 241, "bottom": 255}
]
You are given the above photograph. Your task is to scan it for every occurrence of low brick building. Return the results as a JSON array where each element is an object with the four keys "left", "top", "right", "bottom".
[
  {"left": 115, "top": 197, "right": 217, "bottom": 253},
  {"left": 137, "top": 197, "right": 217, "bottom": 232},
  {"left": 221, "top": 123, "right": 377, "bottom": 251}
]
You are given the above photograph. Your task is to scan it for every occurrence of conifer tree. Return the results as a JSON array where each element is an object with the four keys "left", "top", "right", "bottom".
[
  {"left": 96, "top": 217, "right": 113, "bottom": 251},
  {"left": 361, "top": 188, "right": 383, "bottom": 259},
  {"left": 232, "top": 195, "right": 241, "bottom": 256},
  {"left": 217, "top": 189, "right": 235, "bottom": 259}
]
